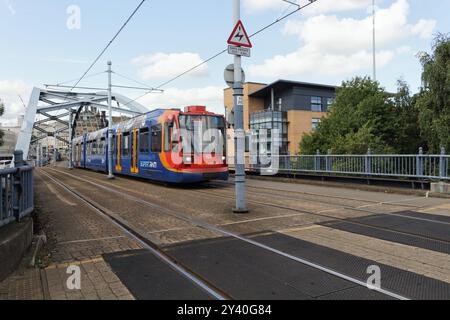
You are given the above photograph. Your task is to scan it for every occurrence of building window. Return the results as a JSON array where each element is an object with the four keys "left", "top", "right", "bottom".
[
  {"left": 312, "top": 118, "right": 321, "bottom": 131},
  {"left": 326, "top": 98, "right": 335, "bottom": 111},
  {"left": 311, "top": 96, "right": 322, "bottom": 112},
  {"left": 276, "top": 98, "right": 282, "bottom": 111}
]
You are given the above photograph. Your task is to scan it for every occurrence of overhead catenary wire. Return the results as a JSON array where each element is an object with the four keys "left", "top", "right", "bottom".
[
  {"left": 67, "top": 0, "right": 147, "bottom": 93},
  {"left": 124, "top": 0, "right": 319, "bottom": 107}
]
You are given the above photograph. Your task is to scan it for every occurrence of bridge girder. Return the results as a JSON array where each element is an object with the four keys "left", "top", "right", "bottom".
[{"left": 15, "top": 87, "right": 147, "bottom": 160}]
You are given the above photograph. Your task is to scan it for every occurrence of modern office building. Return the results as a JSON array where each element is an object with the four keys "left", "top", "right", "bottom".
[{"left": 224, "top": 80, "right": 336, "bottom": 155}]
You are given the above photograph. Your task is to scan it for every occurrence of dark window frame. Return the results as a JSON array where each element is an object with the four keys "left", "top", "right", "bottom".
[
  {"left": 151, "top": 124, "right": 162, "bottom": 153},
  {"left": 122, "top": 132, "right": 131, "bottom": 157},
  {"left": 139, "top": 128, "right": 150, "bottom": 153}
]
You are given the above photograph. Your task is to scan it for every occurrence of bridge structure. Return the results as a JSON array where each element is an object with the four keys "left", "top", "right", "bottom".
[{"left": 14, "top": 87, "right": 147, "bottom": 162}]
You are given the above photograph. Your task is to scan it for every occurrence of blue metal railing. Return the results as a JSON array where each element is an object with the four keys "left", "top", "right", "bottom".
[
  {"left": 230, "top": 148, "right": 450, "bottom": 181},
  {"left": 0, "top": 151, "right": 34, "bottom": 228}
]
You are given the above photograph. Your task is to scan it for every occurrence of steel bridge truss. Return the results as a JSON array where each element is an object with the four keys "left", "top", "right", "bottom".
[{"left": 16, "top": 87, "right": 147, "bottom": 160}]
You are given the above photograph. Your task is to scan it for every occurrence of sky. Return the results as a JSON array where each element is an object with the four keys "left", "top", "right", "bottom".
[{"left": 1, "top": 0, "right": 449, "bottom": 126}]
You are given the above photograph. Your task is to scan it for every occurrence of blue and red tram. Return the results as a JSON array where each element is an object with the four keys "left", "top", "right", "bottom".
[{"left": 73, "top": 106, "right": 229, "bottom": 183}]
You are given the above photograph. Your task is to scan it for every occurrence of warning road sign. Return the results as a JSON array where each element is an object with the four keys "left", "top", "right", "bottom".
[{"left": 227, "top": 20, "right": 252, "bottom": 48}]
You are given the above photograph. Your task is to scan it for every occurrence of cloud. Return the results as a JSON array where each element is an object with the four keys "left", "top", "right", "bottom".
[
  {"left": 249, "top": 0, "right": 436, "bottom": 79},
  {"left": 4, "top": 0, "right": 16, "bottom": 15},
  {"left": 302, "top": 0, "right": 372, "bottom": 15},
  {"left": 244, "top": 0, "right": 372, "bottom": 14},
  {"left": 0, "top": 80, "right": 31, "bottom": 126},
  {"left": 250, "top": 49, "right": 394, "bottom": 78},
  {"left": 137, "top": 86, "right": 224, "bottom": 115},
  {"left": 131, "top": 52, "right": 209, "bottom": 80}
]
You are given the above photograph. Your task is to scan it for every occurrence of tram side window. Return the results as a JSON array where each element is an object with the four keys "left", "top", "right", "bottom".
[
  {"left": 100, "top": 138, "right": 106, "bottom": 155},
  {"left": 139, "top": 128, "right": 150, "bottom": 153},
  {"left": 164, "top": 123, "right": 170, "bottom": 152},
  {"left": 151, "top": 125, "right": 162, "bottom": 153},
  {"left": 75, "top": 144, "right": 79, "bottom": 161},
  {"left": 92, "top": 141, "right": 97, "bottom": 155},
  {"left": 123, "top": 132, "right": 130, "bottom": 156}
]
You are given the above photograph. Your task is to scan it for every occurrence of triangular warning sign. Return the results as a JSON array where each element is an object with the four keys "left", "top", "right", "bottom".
[{"left": 227, "top": 20, "right": 252, "bottom": 48}]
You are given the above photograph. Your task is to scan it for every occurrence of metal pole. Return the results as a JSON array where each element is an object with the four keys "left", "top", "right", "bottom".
[
  {"left": 372, "top": 0, "right": 376, "bottom": 81},
  {"left": 46, "top": 134, "right": 49, "bottom": 166},
  {"left": 68, "top": 110, "right": 73, "bottom": 169},
  {"left": 233, "top": 0, "right": 248, "bottom": 213},
  {"left": 54, "top": 130, "right": 57, "bottom": 166},
  {"left": 107, "top": 61, "right": 115, "bottom": 179},
  {"left": 37, "top": 143, "right": 41, "bottom": 167}
]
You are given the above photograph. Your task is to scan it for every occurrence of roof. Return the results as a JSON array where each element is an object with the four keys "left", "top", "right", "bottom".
[
  {"left": 249, "top": 79, "right": 337, "bottom": 98},
  {"left": 223, "top": 81, "right": 267, "bottom": 91}
]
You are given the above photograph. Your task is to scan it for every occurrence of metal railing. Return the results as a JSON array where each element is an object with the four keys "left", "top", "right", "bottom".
[
  {"left": 229, "top": 148, "right": 450, "bottom": 181},
  {"left": 0, "top": 151, "right": 34, "bottom": 228}
]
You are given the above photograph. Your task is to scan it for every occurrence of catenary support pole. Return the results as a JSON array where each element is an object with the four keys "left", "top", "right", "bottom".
[
  {"left": 107, "top": 61, "right": 115, "bottom": 179},
  {"left": 233, "top": 0, "right": 248, "bottom": 213},
  {"left": 372, "top": 0, "right": 376, "bottom": 81},
  {"left": 68, "top": 110, "right": 73, "bottom": 169}
]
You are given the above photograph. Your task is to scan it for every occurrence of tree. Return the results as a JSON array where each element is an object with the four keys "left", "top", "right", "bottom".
[
  {"left": 0, "top": 99, "right": 4, "bottom": 147},
  {"left": 300, "top": 77, "right": 398, "bottom": 155},
  {"left": 416, "top": 34, "right": 450, "bottom": 153},
  {"left": 391, "top": 80, "right": 424, "bottom": 154}
]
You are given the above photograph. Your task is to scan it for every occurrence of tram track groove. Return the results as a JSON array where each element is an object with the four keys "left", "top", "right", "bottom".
[
  {"left": 44, "top": 167, "right": 410, "bottom": 300},
  {"left": 48, "top": 167, "right": 450, "bottom": 247},
  {"left": 209, "top": 180, "right": 426, "bottom": 209},
  {"left": 201, "top": 182, "right": 450, "bottom": 227},
  {"left": 37, "top": 169, "right": 231, "bottom": 301},
  {"left": 189, "top": 188, "right": 450, "bottom": 247}
]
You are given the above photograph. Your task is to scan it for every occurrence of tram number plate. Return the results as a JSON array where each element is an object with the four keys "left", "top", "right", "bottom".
[{"left": 140, "top": 161, "right": 158, "bottom": 169}]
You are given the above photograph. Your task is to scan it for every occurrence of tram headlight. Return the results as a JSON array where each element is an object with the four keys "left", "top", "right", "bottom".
[
  {"left": 222, "top": 156, "right": 227, "bottom": 163},
  {"left": 183, "top": 156, "right": 192, "bottom": 164}
]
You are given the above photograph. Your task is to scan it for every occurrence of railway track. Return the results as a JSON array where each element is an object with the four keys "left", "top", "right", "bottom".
[
  {"left": 200, "top": 181, "right": 450, "bottom": 227},
  {"left": 188, "top": 187, "right": 450, "bottom": 248},
  {"left": 37, "top": 169, "right": 230, "bottom": 300},
  {"left": 208, "top": 180, "right": 426, "bottom": 209},
  {"left": 43, "top": 167, "right": 409, "bottom": 300}
]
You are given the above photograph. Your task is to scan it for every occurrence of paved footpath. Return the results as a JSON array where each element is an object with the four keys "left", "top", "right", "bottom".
[{"left": 0, "top": 169, "right": 139, "bottom": 300}]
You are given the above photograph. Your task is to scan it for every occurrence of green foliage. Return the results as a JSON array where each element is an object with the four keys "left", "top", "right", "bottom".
[
  {"left": 416, "top": 34, "right": 450, "bottom": 153},
  {"left": 300, "top": 77, "right": 402, "bottom": 155},
  {"left": 299, "top": 34, "right": 450, "bottom": 155}
]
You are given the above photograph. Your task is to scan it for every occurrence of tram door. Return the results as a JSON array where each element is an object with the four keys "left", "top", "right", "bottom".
[
  {"left": 115, "top": 130, "right": 122, "bottom": 172},
  {"left": 131, "top": 129, "right": 139, "bottom": 174}
]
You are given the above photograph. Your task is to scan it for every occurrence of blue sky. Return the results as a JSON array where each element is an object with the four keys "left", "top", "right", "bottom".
[{"left": 1, "top": 0, "right": 449, "bottom": 125}]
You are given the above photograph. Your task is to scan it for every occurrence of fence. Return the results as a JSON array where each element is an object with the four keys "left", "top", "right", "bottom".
[
  {"left": 230, "top": 148, "right": 450, "bottom": 181},
  {"left": 0, "top": 151, "right": 34, "bottom": 228}
]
